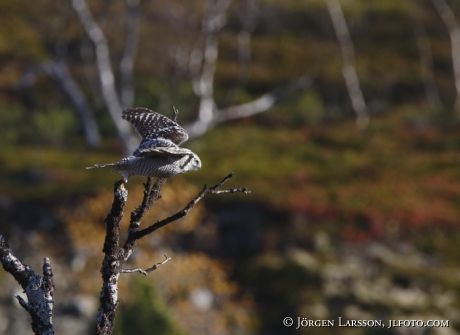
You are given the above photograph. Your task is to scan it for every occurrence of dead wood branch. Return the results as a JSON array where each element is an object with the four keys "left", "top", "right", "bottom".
[
  {"left": 0, "top": 235, "right": 55, "bottom": 335},
  {"left": 96, "top": 170, "right": 248, "bottom": 334},
  {"left": 126, "top": 173, "right": 250, "bottom": 242},
  {"left": 121, "top": 255, "right": 171, "bottom": 276}
]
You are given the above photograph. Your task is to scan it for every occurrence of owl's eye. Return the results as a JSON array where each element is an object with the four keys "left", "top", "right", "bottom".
[{"left": 193, "top": 159, "right": 199, "bottom": 165}]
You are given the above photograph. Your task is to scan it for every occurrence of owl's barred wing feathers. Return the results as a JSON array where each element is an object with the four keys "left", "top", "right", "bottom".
[
  {"left": 134, "top": 146, "right": 194, "bottom": 158},
  {"left": 122, "top": 108, "right": 189, "bottom": 146}
]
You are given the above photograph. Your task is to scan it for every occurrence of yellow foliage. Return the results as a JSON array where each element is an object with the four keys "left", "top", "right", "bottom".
[{"left": 59, "top": 178, "right": 204, "bottom": 252}]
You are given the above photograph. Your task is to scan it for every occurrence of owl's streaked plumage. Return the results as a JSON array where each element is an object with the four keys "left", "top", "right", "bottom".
[{"left": 86, "top": 108, "right": 201, "bottom": 182}]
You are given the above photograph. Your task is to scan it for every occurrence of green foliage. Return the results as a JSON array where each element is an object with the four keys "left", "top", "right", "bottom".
[
  {"left": 192, "top": 110, "right": 460, "bottom": 232},
  {"left": 114, "top": 277, "right": 186, "bottom": 335},
  {"left": 0, "top": 104, "right": 27, "bottom": 144},
  {"left": 293, "top": 90, "right": 325, "bottom": 126},
  {"left": 31, "top": 107, "right": 79, "bottom": 145},
  {"left": 0, "top": 105, "right": 78, "bottom": 146}
]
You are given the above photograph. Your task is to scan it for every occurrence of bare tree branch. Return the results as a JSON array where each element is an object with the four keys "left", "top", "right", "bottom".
[
  {"left": 185, "top": 75, "right": 312, "bottom": 139},
  {"left": 118, "top": 177, "right": 166, "bottom": 263},
  {"left": 15, "top": 294, "right": 30, "bottom": 311},
  {"left": 127, "top": 173, "right": 250, "bottom": 241},
  {"left": 121, "top": 254, "right": 171, "bottom": 275},
  {"left": 17, "top": 60, "right": 101, "bottom": 148},
  {"left": 120, "top": 0, "right": 140, "bottom": 107},
  {"left": 326, "top": 0, "right": 369, "bottom": 129},
  {"left": 96, "top": 171, "right": 248, "bottom": 334},
  {"left": 172, "top": 106, "right": 180, "bottom": 122},
  {"left": 0, "top": 235, "right": 55, "bottom": 335},
  {"left": 432, "top": 0, "right": 460, "bottom": 113},
  {"left": 71, "top": 0, "right": 138, "bottom": 154}
]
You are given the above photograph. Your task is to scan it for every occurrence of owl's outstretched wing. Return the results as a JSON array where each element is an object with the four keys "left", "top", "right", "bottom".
[
  {"left": 133, "top": 138, "right": 176, "bottom": 156},
  {"left": 122, "top": 107, "right": 189, "bottom": 146},
  {"left": 134, "top": 146, "right": 194, "bottom": 158}
]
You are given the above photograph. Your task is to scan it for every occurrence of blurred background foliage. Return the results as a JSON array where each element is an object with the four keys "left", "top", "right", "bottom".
[{"left": 1, "top": 0, "right": 460, "bottom": 334}]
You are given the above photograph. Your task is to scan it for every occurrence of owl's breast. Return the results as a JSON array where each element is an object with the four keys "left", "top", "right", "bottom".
[{"left": 130, "top": 156, "right": 183, "bottom": 178}]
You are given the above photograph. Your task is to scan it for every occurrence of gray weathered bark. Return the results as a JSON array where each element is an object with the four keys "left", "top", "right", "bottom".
[{"left": 0, "top": 236, "right": 55, "bottom": 335}]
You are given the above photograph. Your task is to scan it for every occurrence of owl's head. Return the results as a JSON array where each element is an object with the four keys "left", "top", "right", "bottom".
[
  {"left": 190, "top": 153, "right": 202, "bottom": 171},
  {"left": 181, "top": 152, "right": 202, "bottom": 172}
]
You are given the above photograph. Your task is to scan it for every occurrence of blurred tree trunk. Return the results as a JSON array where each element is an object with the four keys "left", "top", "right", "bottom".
[
  {"left": 119, "top": 0, "right": 140, "bottom": 108},
  {"left": 186, "top": 0, "right": 234, "bottom": 137},
  {"left": 326, "top": 0, "right": 369, "bottom": 129},
  {"left": 222, "top": 0, "right": 259, "bottom": 106},
  {"left": 183, "top": 0, "right": 311, "bottom": 138},
  {"left": 412, "top": 14, "right": 443, "bottom": 112},
  {"left": 71, "top": 0, "right": 139, "bottom": 154},
  {"left": 432, "top": 0, "right": 460, "bottom": 115}
]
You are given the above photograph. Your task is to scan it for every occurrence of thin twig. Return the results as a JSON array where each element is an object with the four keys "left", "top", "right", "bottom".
[
  {"left": 14, "top": 295, "right": 30, "bottom": 311},
  {"left": 172, "top": 106, "right": 179, "bottom": 122},
  {"left": 121, "top": 255, "right": 171, "bottom": 275}
]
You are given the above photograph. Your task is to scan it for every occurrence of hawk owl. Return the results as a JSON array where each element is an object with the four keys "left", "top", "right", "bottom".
[{"left": 86, "top": 108, "right": 201, "bottom": 182}]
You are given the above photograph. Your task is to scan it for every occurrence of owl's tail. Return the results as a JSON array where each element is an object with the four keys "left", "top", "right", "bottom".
[{"left": 86, "top": 163, "right": 117, "bottom": 169}]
